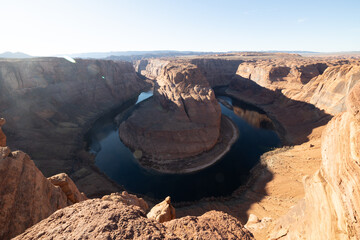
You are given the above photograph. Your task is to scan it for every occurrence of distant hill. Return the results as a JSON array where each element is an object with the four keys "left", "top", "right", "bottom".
[
  {"left": 62, "top": 50, "right": 324, "bottom": 61},
  {"left": 62, "top": 51, "right": 220, "bottom": 60},
  {"left": 0, "top": 52, "right": 32, "bottom": 58}
]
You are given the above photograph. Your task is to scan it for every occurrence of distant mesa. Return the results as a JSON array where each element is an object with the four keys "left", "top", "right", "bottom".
[
  {"left": 62, "top": 50, "right": 221, "bottom": 60},
  {"left": 0, "top": 51, "right": 32, "bottom": 58}
]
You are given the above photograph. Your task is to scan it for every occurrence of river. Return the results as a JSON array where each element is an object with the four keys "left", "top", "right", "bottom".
[{"left": 85, "top": 90, "right": 280, "bottom": 202}]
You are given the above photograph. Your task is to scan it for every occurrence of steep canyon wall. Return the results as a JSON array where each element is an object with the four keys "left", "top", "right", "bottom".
[
  {"left": 0, "top": 58, "right": 149, "bottom": 196},
  {"left": 269, "top": 82, "right": 360, "bottom": 240}
]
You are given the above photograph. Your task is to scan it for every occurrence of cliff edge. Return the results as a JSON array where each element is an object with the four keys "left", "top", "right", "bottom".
[
  {"left": 269, "top": 82, "right": 360, "bottom": 239},
  {"left": 0, "top": 122, "right": 86, "bottom": 239}
]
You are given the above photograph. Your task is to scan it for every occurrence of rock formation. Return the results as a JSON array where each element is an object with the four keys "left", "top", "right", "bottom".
[
  {"left": 228, "top": 75, "right": 331, "bottom": 144},
  {"left": 189, "top": 58, "right": 244, "bottom": 86},
  {"left": 134, "top": 58, "right": 170, "bottom": 80},
  {"left": 48, "top": 173, "right": 87, "bottom": 204},
  {"left": 135, "top": 57, "right": 244, "bottom": 87},
  {"left": 101, "top": 191, "right": 149, "bottom": 212},
  {"left": 163, "top": 210, "right": 254, "bottom": 239},
  {"left": 15, "top": 198, "right": 254, "bottom": 239},
  {"left": 268, "top": 82, "right": 360, "bottom": 239},
  {"left": 0, "top": 118, "right": 6, "bottom": 147},
  {"left": 0, "top": 58, "right": 149, "bottom": 197},
  {"left": 147, "top": 196, "right": 176, "bottom": 223},
  {"left": 1, "top": 53, "right": 360, "bottom": 240},
  {"left": 293, "top": 64, "right": 360, "bottom": 114},
  {"left": 236, "top": 60, "right": 328, "bottom": 87},
  {"left": 0, "top": 131, "right": 86, "bottom": 239},
  {"left": 120, "top": 62, "right": 222, "bottom": 162},
  {"left": 0, "top": 149, "right": 67, "bottom": 239},
  {"left": 172, "top": 55, "right": 359, "bottom": 239},
  {"left": 235, "top": 58, "right": 360, "bottom": 116}
]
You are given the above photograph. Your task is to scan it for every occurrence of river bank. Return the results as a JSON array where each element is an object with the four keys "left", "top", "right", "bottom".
[{"left": 136, "top": 115, "right": 239, "bottom": 174}]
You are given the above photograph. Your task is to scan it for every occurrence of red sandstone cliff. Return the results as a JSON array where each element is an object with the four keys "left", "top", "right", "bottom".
[
  {"left": 268, "top": 83, "right": 360, "bottom": 239},
  {"left": 135, "top": 57, "right": 244, "bottom": 87},
  {"left": 234, "top": 59, "right": 360, "bottom": 116},
  {"left": 292, "top": 64, "right": 360, "bottom": 114},
  {"left": 0, "top": 127, "right": 86, "bottom": 239},
  {"left": 2, "top": 54, "right": 360, "bottom": 240},
  {"left": 14, "top": 198, "right": 254, "bottom": 240}
]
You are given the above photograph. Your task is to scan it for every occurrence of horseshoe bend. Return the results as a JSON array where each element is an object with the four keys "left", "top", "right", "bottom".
[
  {"left": 0, "top": 52, "right": 359, "bottom": 239},
  {"left": 1, "top": 3, "right": 360, "bottom": 238}
]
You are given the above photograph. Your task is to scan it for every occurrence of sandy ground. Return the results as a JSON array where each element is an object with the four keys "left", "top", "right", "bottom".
[{"left": 176, "top": 124, "right": 325, "bottom": 240}]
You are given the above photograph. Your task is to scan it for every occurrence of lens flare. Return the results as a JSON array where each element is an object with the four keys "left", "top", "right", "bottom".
[{"left": 62, "top": 56, "right": 76, "bottom": 63}]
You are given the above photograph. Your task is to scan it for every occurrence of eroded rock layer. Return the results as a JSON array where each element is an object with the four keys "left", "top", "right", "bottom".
[
  {"left": 294, "top": 64, "right": 360, "bottom": 114},
  {"left": 135, "top": 57, "right": 244, "bottom": 87},
  {"left": 120, "top": 62, "right": 221, "bottom": 161},
  {"left": 0, "top": 145, "right": 85, "bottom": 239},
  {"left": 15, "top": 198, "right": 254, "bottom": 240},
  {"left": 235, "top": 59, "right": 360, "bottom": 115},
  {"left": 269, "top": 83, "right": 360, "bottom": 239}
]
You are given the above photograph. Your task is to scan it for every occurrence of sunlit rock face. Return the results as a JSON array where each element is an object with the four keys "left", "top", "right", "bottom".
[
  {"left": 0, "top": 129, "right": 86, "bottom": 239},
  {"left": 236, "top": 59, "right": 328, "bottom": 88},
  {"left": 300, "top": 64, "right": 360, "bottom": 115},
  {"left": 235, "top": 59, "right": 360, "bottom": 116},
  {"left": 147, "top": 196, "right": 176, "bottom": 223},
  {"left": 269, "top": 83, "right": 360, "bottom": 240},
  {"left": 0, "top": 149, "right": 67, "bottom": 240},
  {"left": 135, "top": 58, "right": 244, "bottom": 87},
  {"left": 120, "top": 62, "right": 221, "bottom": 160}
]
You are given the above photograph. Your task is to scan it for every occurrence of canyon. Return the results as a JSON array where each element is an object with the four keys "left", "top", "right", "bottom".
[
  {"left": 0, "top": 53, "right": 359, "bottom": 239},
  {"left": 119, "top": 61, "right": 238, "bottom": 173},
  {"left": 0, "top": 57, "right": 150, "bottom": 197}
]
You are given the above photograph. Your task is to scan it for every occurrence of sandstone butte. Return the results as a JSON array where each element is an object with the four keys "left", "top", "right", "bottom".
[
  {"left": 119, "top": 61, "right": 242, "bottom": 173},
  {"left": 120, "top": 62, "right": 221, "bottom": 160},
  {"left": 0, "top": 53, "right": 360, "bottom": 239}
]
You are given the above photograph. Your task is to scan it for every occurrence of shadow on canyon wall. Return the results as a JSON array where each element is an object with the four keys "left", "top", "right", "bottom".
[
  {"left": 0, "top": 57, "right": 333, "bottom": 225},
  {"left": 228, "top": 76, "right": 332, "bottom": 145},
  {"left": 176, "top": 77, "right": 332, "bottom": 224}
]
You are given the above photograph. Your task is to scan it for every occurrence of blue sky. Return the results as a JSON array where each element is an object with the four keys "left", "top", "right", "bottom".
[{"left": 1, "top": 0, "right": 359, "bottom": 55}]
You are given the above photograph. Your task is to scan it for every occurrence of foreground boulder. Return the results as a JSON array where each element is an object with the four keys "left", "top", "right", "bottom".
[
  {"left": 0, "top": 150, "right": 65, "bottom": 239},
  {"left": 0, "top": 126, "right": 86, "bottom": 239},
  {"left": 102, "top": 191, "right": 149, "bottom": 212},
  {"left": 48, "top": 173, "right": 87, "bottom": 204},
  {"left": 147, "top": 196, "right": 176, "bottom": 223},
  {"left": 15, "top": 198, "right": 254, "bottom": 239},
  {"left": 164, "top": 210, "right": 254, "bottom": 239}
]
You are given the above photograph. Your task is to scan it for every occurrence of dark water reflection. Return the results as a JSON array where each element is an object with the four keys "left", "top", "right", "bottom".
[{"left": 85, "top": 91, "right": 280, "bottom": 202}]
